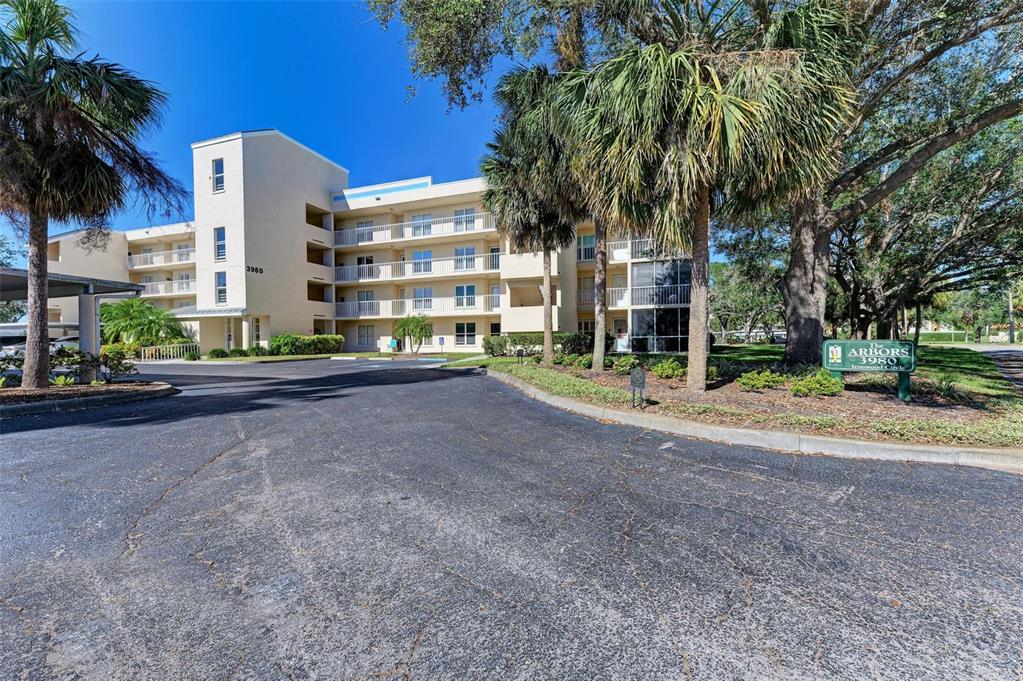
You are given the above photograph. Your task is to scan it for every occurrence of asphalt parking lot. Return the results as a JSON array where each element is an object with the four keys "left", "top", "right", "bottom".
[{"left": 2, "top": 359, "right": 1021, "bottom": 679}]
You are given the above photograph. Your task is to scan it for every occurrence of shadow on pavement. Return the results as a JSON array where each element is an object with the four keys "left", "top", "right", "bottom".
[{"left": 1, "top": 367, "right": 476, "bottom": 434}]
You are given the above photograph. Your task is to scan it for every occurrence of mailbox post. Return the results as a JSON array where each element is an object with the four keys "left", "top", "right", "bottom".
[{"left": 822, "top": 340, "right": 916, "bottom": 402}]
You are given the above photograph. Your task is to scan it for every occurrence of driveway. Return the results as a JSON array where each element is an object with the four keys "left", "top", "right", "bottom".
[{"left": 2, "top": 360, "right": 1021, "bottom": 679}]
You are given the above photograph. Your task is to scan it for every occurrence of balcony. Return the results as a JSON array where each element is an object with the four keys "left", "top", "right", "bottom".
[
  {"left": 335, "top": 252, "right": 500, "bottom": 283},
  {"left": 576, "top": 285, "right": 688, "bottom": 309},
  {"left": 500, "top": 250, "right": 557, "bottom": 279},
  {"left": 334, "top": 213, "right": 496, "bottom": 247},
  {"left": 336, "top": 294, "right": 500, "bottom": 319},
  {"left": 139, "top": 280, "right": 196, "bottom": 297},
  {"left": 607, "top": 239, "right": 685, "bottom": 262},
  {"left": 127, "top": 248, "right": 195, "bottom": 269}
]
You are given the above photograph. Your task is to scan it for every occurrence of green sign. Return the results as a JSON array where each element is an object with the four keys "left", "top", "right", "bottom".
[
  {"left": 823, "top": 340, "right": 915, "bottom": 372},
  {"left": 822, "top": 340, "right": 915, "bottom": 402}
]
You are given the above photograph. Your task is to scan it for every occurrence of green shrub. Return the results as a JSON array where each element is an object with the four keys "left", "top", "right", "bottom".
[
  {"left": 100, "top": 341, "right": 141, "bottom": 359},
  {"left": 184, "top": 351, "right": 200, "bottom": 361},
  {"left": 560, "top": 332, "right": 591, "bottom": 355},
  {"left": 790, "top": 369, "right": 844, "bottom": 397},
  {"left": 563, "top": 353, "right": 580, "bottom": 367},
  {"left": 552, "top": 352, "right": 567, "bottom": 365},
  {"left": 50, "top": 375, "right": 76, "bottom": 386},
  {"left": 207, "top": 348, "right": 229, "bottom": 359},
  {"left": 228, "top": 347, "right": 248, "bottom": 357},
  {"left": 651, "top": 358, "right": 686, "bottom": 380},
  {"left": 575, "top": 353, "right": 593, "bottom": 369},
  {"left": 482, "top": 335, "right": 510, "bottom": 356},
  {"left": 268, "top": 333, "right": 345, "bottom": 355},
  {"left": 51, "top": 347, "right": 101, "bottom": 378},
  {"left": 99, "top": 347, "right": 138, "bottom": 382},
  {"left": 247, "top": 346, "right": 269, "bottom": 356},
  {"left": 736, "top": 369, "right": 786, "bottom": 392},
  {"left": 168, "top": 337, "right": 194, "bottom": 345},
  {"left": 613, "top": 355, "right": 642, "bottom": 375},
  {"left": 531, "top": 354, "right": 542, "bottom": 363}
]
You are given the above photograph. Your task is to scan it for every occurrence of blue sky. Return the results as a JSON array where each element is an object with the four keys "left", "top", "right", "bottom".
[{"left": 19, "top": 0, "right": 506, "bottom": 238}]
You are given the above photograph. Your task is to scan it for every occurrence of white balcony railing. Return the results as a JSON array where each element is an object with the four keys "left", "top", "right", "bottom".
[
  {"left": 335, "top": 252, "right": 500, "bottom": 283},
  {"left": 632, "top": 284, "right": 690, "bottom": 306},
  {"left": 127, "top": 248, "right": 195, "bottom": 268},
  {"left": 139, "top": 280, "right": 196, "bottom": 296},
  {"left": 607, "top": 240, "right": 686, "bottom": 262},
  {"left": 334, "top": 213, "right": 496, "bottom": 246},
  {"left": 578, "top": 286, "right": 681, "bottom": 308},
  {"left": 336, "top": 293, "right": 501, "bottom": 319},
  {"left": 607, "top": 287, "right": 629, "bottom": 308}
]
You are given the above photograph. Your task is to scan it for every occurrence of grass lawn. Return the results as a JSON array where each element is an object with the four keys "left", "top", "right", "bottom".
[{"left": 447, "top": 345, "right": 1022, "bottom": 447}]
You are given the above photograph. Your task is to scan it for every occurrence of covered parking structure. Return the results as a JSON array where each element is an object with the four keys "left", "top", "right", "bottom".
[{"left": 0, "top": 268, "right": 142, "bottom": 357}]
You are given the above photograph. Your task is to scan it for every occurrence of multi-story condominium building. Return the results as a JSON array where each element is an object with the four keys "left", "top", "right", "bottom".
[{"left": 47, "top": 129, "right": 693, "bottom": 354}]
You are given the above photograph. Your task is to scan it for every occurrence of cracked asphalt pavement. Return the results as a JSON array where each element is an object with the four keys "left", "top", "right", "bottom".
[{"left": 2, "top": 359, "right": 1021, "bottom": 679}]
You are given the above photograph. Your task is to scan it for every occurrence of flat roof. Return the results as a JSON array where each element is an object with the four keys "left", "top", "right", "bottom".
[{"left": 0, "top": 268, "right": 142, "bottom": 301}]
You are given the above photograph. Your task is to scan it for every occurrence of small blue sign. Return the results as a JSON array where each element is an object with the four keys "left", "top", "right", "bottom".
[{"left": 438, "top": 336, "right": 445, "bottom": 346}]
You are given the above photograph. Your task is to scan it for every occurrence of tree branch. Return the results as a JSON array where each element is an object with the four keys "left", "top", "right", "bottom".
[{"left": 832, "top": 99, "right": 1023, "bottom": 226}]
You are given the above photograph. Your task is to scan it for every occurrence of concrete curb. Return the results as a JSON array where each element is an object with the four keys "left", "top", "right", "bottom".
[
  {"left": 0, "top": 382, "right": 178, "bottom": 418},
  {"left": 485, "top": 369, "right": 1023, "bottom": 476}
]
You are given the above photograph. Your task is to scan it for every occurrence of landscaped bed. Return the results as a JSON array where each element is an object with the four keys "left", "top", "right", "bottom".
[
  {"left": 0, "top": 381, "right": 160, "bottom": 405},
  {"left": 447, "top": 346, "right": 1022, "bottom": 448}
]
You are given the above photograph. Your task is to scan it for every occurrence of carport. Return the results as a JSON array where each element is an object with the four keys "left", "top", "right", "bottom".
[{"left": 0, "top": 268, "right": 142, "bottom": 357}]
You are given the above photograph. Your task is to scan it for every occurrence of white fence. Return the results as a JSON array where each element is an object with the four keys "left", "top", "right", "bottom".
[
  {"left": 140, "top": 342, "right": 199, "bottom": 361},
  {"left": 335, "top": 252, "right": 501, "bottom": 283},
  {"left": 127, "top": 248, "right": 195, "bottom": 268}
]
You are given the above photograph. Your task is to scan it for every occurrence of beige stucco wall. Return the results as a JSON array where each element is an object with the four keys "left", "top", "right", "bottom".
[{"left": 47, "top": 231, "right": 130, "bottom": 324}]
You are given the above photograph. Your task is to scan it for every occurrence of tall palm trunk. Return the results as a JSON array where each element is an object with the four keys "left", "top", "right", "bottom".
[
  {"left": 542, "top": 249, "right": 555, "bottom": 365},
  {"left": 23, "top": 211, "right": 51, "bottom": 389},
  {"left": 687, "top": 185, "right": 711, "bottom": 393},
  {"left": 781, "top": 193, "right": 832, "bottom": 365},
  {"left": 591, "top": 218, "right": 607, "bottom": 371}
]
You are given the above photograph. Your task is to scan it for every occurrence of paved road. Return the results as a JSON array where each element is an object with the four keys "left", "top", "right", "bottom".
[
  {"left": 977, "top": 346, "right": 1023, "bottom": 390},
  {"left": 2, "top": 360, "right": 1021, "bottom": 679}
]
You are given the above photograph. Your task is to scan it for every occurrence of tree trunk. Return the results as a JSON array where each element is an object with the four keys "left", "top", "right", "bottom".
[
  {"left": 591, "top": 218, "right": 607, "bottom": 371},
  {"left": 913, "top": 303, "right": 922, "bottom": 346},
  {"left": 23, "top": 211, "right": 51, "bottom": 390},
  {"left": 687, "top": 185, "right": 711, "bottom": 393},
  {"left": 900, "top": 306, "right": 909, "bottom": 340},
  {"left": 781, "top": 194, "right": 832, "bottom": 365},
  {"left": 542, "top": 249, "right": 555, "bottom": 366}
]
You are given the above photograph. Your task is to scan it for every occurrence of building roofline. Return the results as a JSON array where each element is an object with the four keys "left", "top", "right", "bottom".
[{"left": 191, "top": 129, "right": 350, "bottom": 174}]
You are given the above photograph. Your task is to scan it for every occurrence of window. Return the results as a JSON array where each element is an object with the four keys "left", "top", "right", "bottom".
[
  {"left": 357, "top": 325, "right": 376, "bottom": 347},
  {"left": 355, "top": 220, "right": 374, "bottom": 243},
  {"left": 412, "top": 213, "right": 432, "bottom": 237},
  {"left": 413, "top": 287, "right": 433, "bottom": 311},
  {"left": 579, "top": 320, "right": 596, "bottom": 333},
  {"left": 455, "top": 322, "right": 476, "bottom": 346},
  {"left": 176, "top": 300, "right": 191, "bottom": 309},
  {"left": 215, "top": 271, "right": 227, "bottom": 304},
  {"left": 489, "top": 322, "right": 501, "bottom": 336},
  {"left": 356, "top": 255, "right": 375, "bottom": 278},
  {"left": 176, "top": 243, "right": 192, "bottom": 262},
  {"left": 212, "top": 158, "right": 225, "bottom": 192},
  {"left": 454, "top": 207, "right": 477, "bottom": 232},
  {"left": 357, "top": 290, "right": 377, "bottom": 315},
  {"left": 454, "top": 246, "right": 476, "bottom": 271},
  {"left": 630, "top": 308, "right": 690, "bottom": 353},
  {"left": 577, "top": 234, "right": 595, "bottom": 261},
  {"left": 455, "top": 284, "right": 476, "bottom": 308},
  {"left": 253, "top": 317, "right": 261, "bottom": 343},
  {"left": 412, "top": 250, "right": 432, "bottom": 274},
  {"left": 214, "top": 227, "right": 226, "bottom": 261}
]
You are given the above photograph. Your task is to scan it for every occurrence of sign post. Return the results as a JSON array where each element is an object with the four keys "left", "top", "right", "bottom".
[
  {"left": 822, "top": 340, "right": 916, "bottom": 402},
  {"left": 630, "top": 367, "right": 646, "bottom": 409},
  {"left": 516, "top": 348, "right": 525, "bottom": 365}
]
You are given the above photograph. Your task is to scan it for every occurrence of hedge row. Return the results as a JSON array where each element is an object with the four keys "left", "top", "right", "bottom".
[{"left": 268, "top": 333, "right": 346, "bottom": 356}]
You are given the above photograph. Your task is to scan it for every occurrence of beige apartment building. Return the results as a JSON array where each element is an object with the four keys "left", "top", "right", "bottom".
[{"left": 47, "top": 129, "right": 693, "bottom": 354}]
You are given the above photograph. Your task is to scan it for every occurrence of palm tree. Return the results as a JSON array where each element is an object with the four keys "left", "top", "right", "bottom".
[
  {"left": 0, "top": 0, "right": 186, "bottom": 389},
  {"left": 481, "top": 66, "right": 587, "bottom": 365},
  {"left": 556, "top": 0, "right": 854, "bottom": 392},
  {"left": 99, "top": 298, "right": 186, "bottom": 345},
  {"left": 394, "top": 314, "right": 433, "bottom": 355}
]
